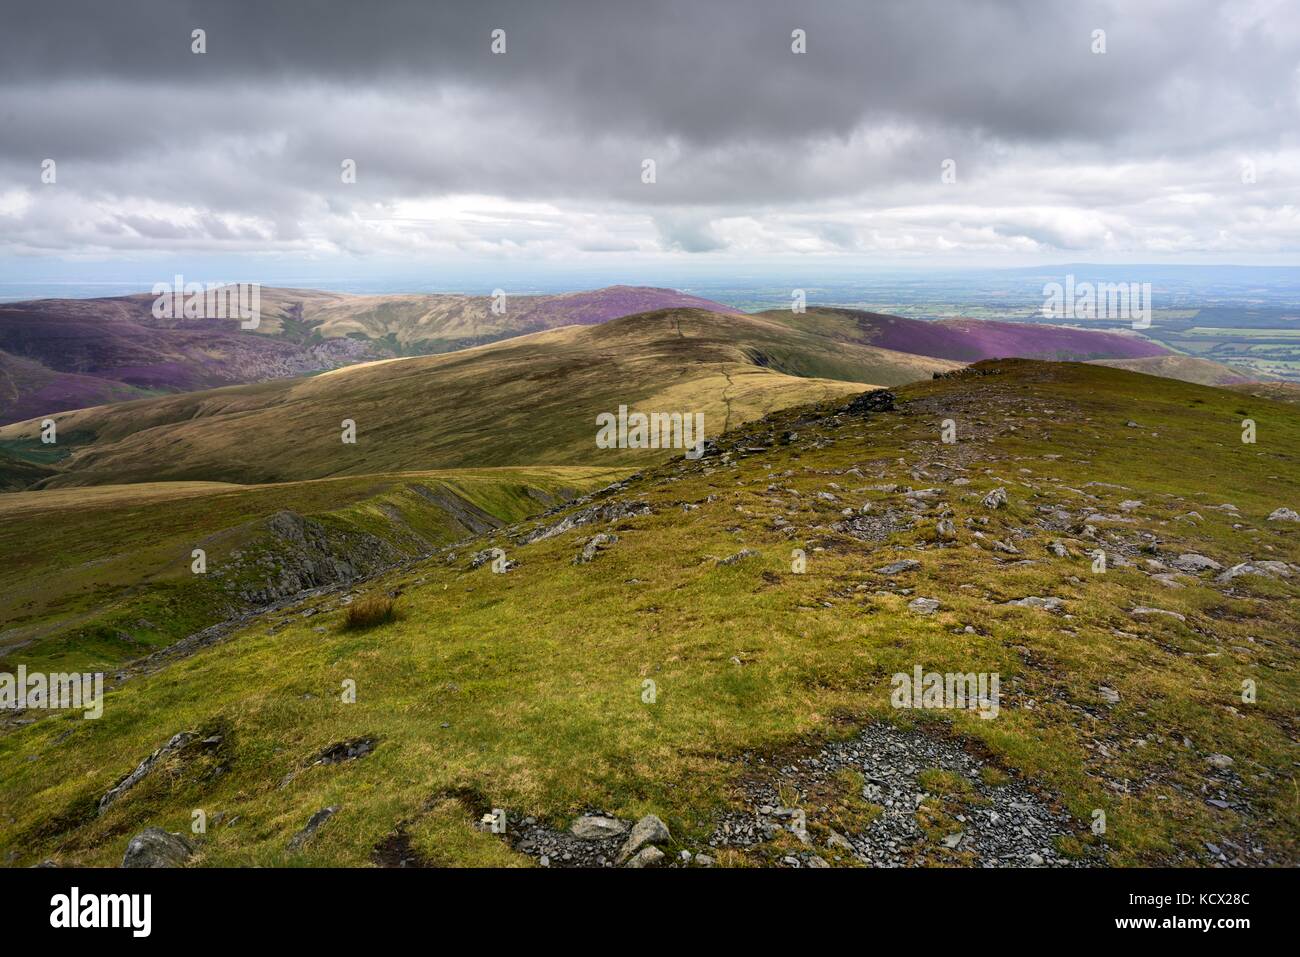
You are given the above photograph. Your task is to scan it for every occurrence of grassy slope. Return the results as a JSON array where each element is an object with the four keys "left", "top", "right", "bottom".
[
  {"left": 0, "top": 308, "right": 957, "bottom": 489},
  {"left": 0, "top": 467, "right": 623, "bottom": 675},
  {"left": 1088, "top": 355, "right": 1256, "bottom": 386},
  {"left": 1, "top": 361, "right": 1295, "bottom": 867}
]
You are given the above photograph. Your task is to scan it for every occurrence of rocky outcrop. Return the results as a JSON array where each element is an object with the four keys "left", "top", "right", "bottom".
[
  {"left": 841, "top": 389, "right": 896, "bottom": 416},
  {"left": 121, "top": 828, "right": 194, "bottom": 868},
  {"left": 99, "top": 731, "right": 198, "bottom": 814}
]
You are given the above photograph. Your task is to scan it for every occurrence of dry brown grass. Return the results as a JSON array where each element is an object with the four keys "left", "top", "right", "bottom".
[{"left": 344, "top": 594, "right": 396, "bottom": 630}]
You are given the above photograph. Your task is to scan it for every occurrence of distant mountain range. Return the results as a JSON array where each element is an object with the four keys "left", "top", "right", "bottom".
[
  {"left": 0, "top": 284, "right": 1262, "bottom": 435},
  {"left": 0, "top": 286, "right": 739, "bottom": 424},
  {"left": 0, "top": 307, "right": 958, "bottom": 488}
]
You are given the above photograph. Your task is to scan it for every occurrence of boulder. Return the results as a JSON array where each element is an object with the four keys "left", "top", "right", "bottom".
[
  {"left": 1171, "top": 554, "right": 1222, "bottom": 574},
  {"left": 121, "top": 828, "right": 194, "bottom": 868},
  {"left": 981, "top": 488, "right": 1008, "bottom": 510}
]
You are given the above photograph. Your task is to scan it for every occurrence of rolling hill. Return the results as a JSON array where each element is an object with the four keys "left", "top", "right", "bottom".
[
  {"left": 0, "top": 308, "right": 960, "bottom": 489},
  {"left": 1, "top": 361, "right": 1294, "bottom": 868},
  {"left": 758, "top": 307, "right": 1172, "bottom": 363},
  {"left": 1086, "top": 355, "right": 1256, "bottom": 386},
  {"left": 0, "top": 286, "right": 740, "bottom": 425}
]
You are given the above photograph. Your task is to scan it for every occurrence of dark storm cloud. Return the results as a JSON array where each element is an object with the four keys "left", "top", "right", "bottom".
[
  {"left": 1, "top": 0, "right": 1297, "bottom": 259},
  {"left": 6, "top": 0, "right": 1297, "bottom": 148}
]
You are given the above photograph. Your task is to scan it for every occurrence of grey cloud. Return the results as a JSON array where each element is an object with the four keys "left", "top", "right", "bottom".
[{"left": 0, "top": 0, "right": 1297, "bottom": 261}]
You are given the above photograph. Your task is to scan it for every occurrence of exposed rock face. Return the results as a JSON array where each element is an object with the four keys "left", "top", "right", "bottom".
[
  {"left": 408, "top": 484, "right": 504, "bottom": 536},
  {"left": 525, "top": 501, "right": 652, "bottom": 544},
  {"left": 99, "top": 731, "right": 198, "bottom": 814},
  {"left": 1267, "top": 507, "right": 1299, "bottom": 522},
  {"left": 908, "top": 597, "right": 940, "bottom": 615},
  {"left": 121, "top": 828, "right": 194, "bottom": 868},
  {"left": 215, "top": 510, "right": 404, "bottom": 609}
]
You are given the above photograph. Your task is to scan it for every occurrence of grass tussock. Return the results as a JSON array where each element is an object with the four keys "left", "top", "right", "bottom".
[{"left": 344, "top": 595, "right": 397, "bottom": 630}]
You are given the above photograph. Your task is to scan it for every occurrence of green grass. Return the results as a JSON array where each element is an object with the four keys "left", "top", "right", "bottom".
[
  {"left": 0, "top": 360, "right": 1295, "bottom": 868},
  {"left": 0, "top": 467, "right": 623, "bottom": 674}
]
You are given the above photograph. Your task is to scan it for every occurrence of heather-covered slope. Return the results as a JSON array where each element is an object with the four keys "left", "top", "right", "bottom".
[
  {"left": 0, "top": 349, "right": 152, "bottom": 425},
  {"left": 0, "top": 308, "right": 957, "bottom": 489},
  {"left": 759, "top": 307, "right": 1170, "bottom": 363},
  {"left": 0, "top": 286, "right": 740, "bottom": 423},
  {"left": 0, "top": 293, "right": 372, "bottom": 424}
]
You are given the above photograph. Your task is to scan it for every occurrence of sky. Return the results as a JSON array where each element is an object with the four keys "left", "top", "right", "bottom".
[{"left": 1, "top": 0, "right": 1298, "bottom": 284}]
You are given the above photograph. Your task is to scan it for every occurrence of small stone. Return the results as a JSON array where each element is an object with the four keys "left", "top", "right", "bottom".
[
  {"left": 1206, "top": 753, "right": 1234, "bottom": 770},
  {"left": 876, "top": 559, "right": 921, "bottom": 575},
  {"left": 1267, "top": 507, "right": 1299, "bottom": 522},
  {"left": 1098, "top": 685, "right": 1121, "bottom": 705},
  {"left": 569, "top": 815, "right": 628, "bottom": 840},
  {"left": 826, "top": 830, "right": 855, "bottom": 852},
  {"left": 624, "top": 846, "right": 666, "bottom": 868},
  {"left": 718, "top": 548, "right": 758, "bottom": 566},
  {"left": 1004, "top": 596, "right": 1064, "bottom": 612},
  {"left": 615, "top": 814, "right": 671, "bottom": 865},
  {"left": 288, "top": 805, "right": 340, "bottom": 851},
  {"left": 1131, "top": 606, "right": 1186, "bottom": 622},
  {"left": 908, "top": 597, "right": 940, "bottom": 615}
]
